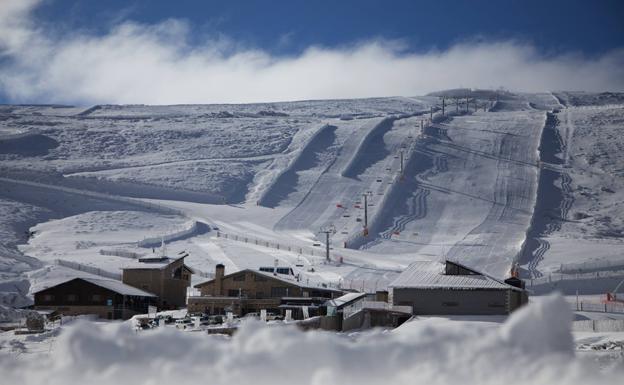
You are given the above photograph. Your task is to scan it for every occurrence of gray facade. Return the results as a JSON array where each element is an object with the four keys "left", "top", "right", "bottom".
[{"left": 392, "top": 287, "right": 525, "bottom": 315}]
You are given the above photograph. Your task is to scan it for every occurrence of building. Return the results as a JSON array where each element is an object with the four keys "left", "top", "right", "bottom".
[
  {"left": 122, "top": 255, "right": 193, "bottom": 309},
  {"left": 33, "top": 277, "right": 157, "bottom": 320},
  {"left": 188, "top": 264, "right": 342, "bottom": 316},
  {"left": 324, "top": 292, "right": 412, "bottom": 331},
  {"left": 388, "top": 260, "right": 528, "bottom": 315}
]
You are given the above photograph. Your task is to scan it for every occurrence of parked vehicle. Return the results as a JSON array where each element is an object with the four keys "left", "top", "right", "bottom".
[{"left": 175, "top": 318, "right": 192, "bottom": 329}]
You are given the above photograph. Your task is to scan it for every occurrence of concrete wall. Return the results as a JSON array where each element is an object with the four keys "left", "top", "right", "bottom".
[{"left": 392, "top": 288, "right": 514, "bottom": 315}]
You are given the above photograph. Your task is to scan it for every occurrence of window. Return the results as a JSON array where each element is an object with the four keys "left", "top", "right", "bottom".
[
  {"left": 233, "top": 274, "right": 245, "bottom": 282},
  {"left": 270, "top": 287, "right": 288, "bottom": 298},
  {"left": 66, "top": 294, "right": 78, "bottom": 302},
  {"left": 228, "top": 289, "right": 240, "bottom": 297},
  {"left": 92, "top": 294, "right": 102, "bottom": 302},
  {"left": 43, "top": 294, "right": 54, "bottom": 302},
  {"left": 442, "top": 301, "right": 458, "bottom": 307}
]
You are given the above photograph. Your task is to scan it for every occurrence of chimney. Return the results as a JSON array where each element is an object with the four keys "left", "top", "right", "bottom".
[{"left": 215, "top": 264, "right": 225, "bottom": 296}]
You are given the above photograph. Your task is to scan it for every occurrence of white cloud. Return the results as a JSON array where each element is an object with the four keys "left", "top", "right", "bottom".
[{"left": 0, "top": 0, "right": 623, "bottom": 105}]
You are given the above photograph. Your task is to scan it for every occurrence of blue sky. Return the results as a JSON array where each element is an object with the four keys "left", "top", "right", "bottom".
[
  {"left": 0, "top": 0, "right": 623, "bottom": 104},
  {"left": 35, "top": 0, "right": 623, "bottom": 55}
]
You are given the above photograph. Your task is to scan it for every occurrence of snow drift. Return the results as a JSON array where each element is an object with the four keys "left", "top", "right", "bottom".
[{"left": 0, "top": 295, "right": 618, "bottom": 385}]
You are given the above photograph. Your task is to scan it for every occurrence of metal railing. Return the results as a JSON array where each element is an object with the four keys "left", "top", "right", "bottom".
[
  {"left": 569, "top": 300, "right": 624, "bottom": 314},
  {"left": 527, "top": 270, "right": 624, "bottom": 287},
  {"left": 342, "top": 300, "right": 412, "bottom": 319}
]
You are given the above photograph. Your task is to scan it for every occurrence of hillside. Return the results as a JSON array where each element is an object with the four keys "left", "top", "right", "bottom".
[{"left": 1, "top": 91, "right": 623, "bottom": 306}]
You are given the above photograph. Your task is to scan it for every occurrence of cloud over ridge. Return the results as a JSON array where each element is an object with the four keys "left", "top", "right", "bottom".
[{"left": 1, "top": 0, "right": 623, "bottom": 105}]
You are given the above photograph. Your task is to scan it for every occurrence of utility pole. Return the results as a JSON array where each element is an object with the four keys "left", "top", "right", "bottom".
[
  {"left": 399, "top": 150, "right": 404, "bottom": 175},
  {"left": 420, "top": 119, "right": 424, "bottom": 135},
  {"left": 430, "top": 106, "right": 433, "bottom": 121},
  {"left": 456, "top": 97, "right": 459, "bottom": 112},
  {"left": 319, "top": 225, "right": 336, "bottom": 262},
  {"left": 363, "top": 193, "right": 369, "bottom": 229},
  {"left": 465, "top": 97, "right": 469, "bottom": 112},
  {"left": 362, "top": 192, "right": 372, "bottom": 236},
  {"left": 442, "top": 97, "right": 445, "bottom": 116}
]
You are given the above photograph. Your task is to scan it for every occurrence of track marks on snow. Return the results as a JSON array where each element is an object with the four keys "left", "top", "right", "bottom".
[{"left": 258, "top": 125, "right": 338, "bottom": 208}]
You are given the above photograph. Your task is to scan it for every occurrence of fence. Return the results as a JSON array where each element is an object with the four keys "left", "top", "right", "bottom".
[
  {"left": 216, "top": 231, "right": 337, "bottom": 263},
  {"left": 99, "top": 249, "right": 144, "bottom": 259},
  {"left": 569, "top": 300, "right": 624, "bottom": 314},
  {"left": 342, "top": 300, "right": 412, "bottom": 320},
  {"left": 572, "top": 319, "right": 624, "bottom": 332},
  {"left": 527, "top": 269, "right": 624, "bottom": 287},
  {"left": 215, "top": 230, "right": 402, "bottom": 278},
  {"left": 55, "top": 259, "right": 122, "bottom": 281},
  {"left": 557, "top": 259, "right": 624, "bottom": 274}
]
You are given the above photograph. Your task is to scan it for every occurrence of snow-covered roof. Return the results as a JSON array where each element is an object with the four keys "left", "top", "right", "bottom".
[
  {"left": 325, "top": 292, "right": 367, "bottom": 308},
  {"left": 252, "top": 269, "right": 341, "bottom": 292},
  {"left": 122, "top": 256, "right": 185, "bottom": 270},
  {"left": 195, "top": 268, "right": 341, "bottom": 293},
  {"left": 83, "top": 278, "right": 157, "bottom": 297},
  {"left": 389, "top": 261, "right": 520, "bottom": 291},
  {"left": 39, "top": 277, "right": 157, "bottom": 297}
]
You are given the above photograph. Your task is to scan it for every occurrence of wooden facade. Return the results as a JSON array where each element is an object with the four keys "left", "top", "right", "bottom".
[
  {"left": 189, "top": 264, "right": 342, "bottom": 316},
  {"left": 33, "top": 278, "right": 156, "bottom": 320},
  {"left": 122, "top": 256, "right": 192, "bottom": 309}
]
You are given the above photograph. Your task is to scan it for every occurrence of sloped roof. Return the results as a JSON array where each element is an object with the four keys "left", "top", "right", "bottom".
[
  {"left": 38, "top": 277, "right": 157, "bottom": 297},
  {"left": 122, "top": 255, "right": 186, "bottom": 270},
  {"left": 194, "top": 268, "right": 341, "bottom": 293},
  {"left": 389, "top": 261, "right": 521, "bottom": 291},
  {"left": 325, "top": 292, "right": 367, "bottom": 308}
]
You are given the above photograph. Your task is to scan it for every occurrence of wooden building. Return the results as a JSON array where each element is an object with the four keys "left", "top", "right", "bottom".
[
  {"left": 188, "top": 264, "right": 342, "bottom": 316},
  {"left": 33, "top": 277, "right": 156, "bottom": 320},
  {"left": 122, "top": 255, "right": 193, "bottom": 309},
  {"left": 388, "top": 260, "right": 528, "bottom": 316}
]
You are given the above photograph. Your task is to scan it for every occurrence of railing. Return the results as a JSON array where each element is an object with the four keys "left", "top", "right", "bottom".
[
  {"left": 217, "top": 230, "right": 340, "bottom": 263},
  {"left": 216, "top": 230, "right": 401, "bottom": 274},
  {"left": 557, "top": 258, "right": 624, "bottom": 274},
  {"left": 99, "top": 249, "right": 144, "bottom": 259},
  {"left": 572, "top": 319, "right": 624, "bottom": 332},
  {"left": 342, "top": 300, "right": 412, "bottom": 320},
  {"left": 54, "top": 259, "right": 122, "bottom": 281},
  {"left": 527, "top": 269, "right": 624, "bottom": 287},
  {"left": 569, "top": 300, "right": 624, "bottom": 314}
]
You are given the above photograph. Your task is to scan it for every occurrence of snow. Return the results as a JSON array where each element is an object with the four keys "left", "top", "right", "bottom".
[
  {"left": 519, "top": 96, "right": 624, "bottom": 281},
  {"left": 1, "top": 91, "right": 624, "bottom": 333},
  {"left": 389, "top": 260, "right": 519, "bottom": 290},
  {"left": 0, "top": 294, "right": 620, "bottom": 385}
]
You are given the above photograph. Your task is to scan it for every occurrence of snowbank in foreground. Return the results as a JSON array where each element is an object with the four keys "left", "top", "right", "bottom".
[{"left": 0, "top": 295, "right": 619, "bottom": 385}]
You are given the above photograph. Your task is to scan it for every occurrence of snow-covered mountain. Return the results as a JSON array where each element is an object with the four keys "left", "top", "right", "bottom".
[{"left": 1, "top": 91, "right": 623, "bottom": 307}]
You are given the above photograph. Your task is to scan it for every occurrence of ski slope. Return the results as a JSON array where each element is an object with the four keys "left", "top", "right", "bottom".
[{"left": 1, "top": 91, "right": 623, "bottom": 306}]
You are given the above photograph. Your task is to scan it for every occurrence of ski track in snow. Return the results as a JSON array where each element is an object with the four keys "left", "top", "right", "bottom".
[{"left": 1, "top": 93, "right": 623, "bottom": 304}]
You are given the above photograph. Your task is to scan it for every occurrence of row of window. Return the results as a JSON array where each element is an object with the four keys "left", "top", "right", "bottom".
[
  {"left": 232, "top": 273, "right": 267, "bottom": 282},
  {"left": 399, "top": 301, "right": 505, "bottom": 308},
  {"left": 225, "top": 287, "right": 291, "bottom": 298},
  {"left": 41, "top": 294, "right": 111, "bottom": 303}
]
